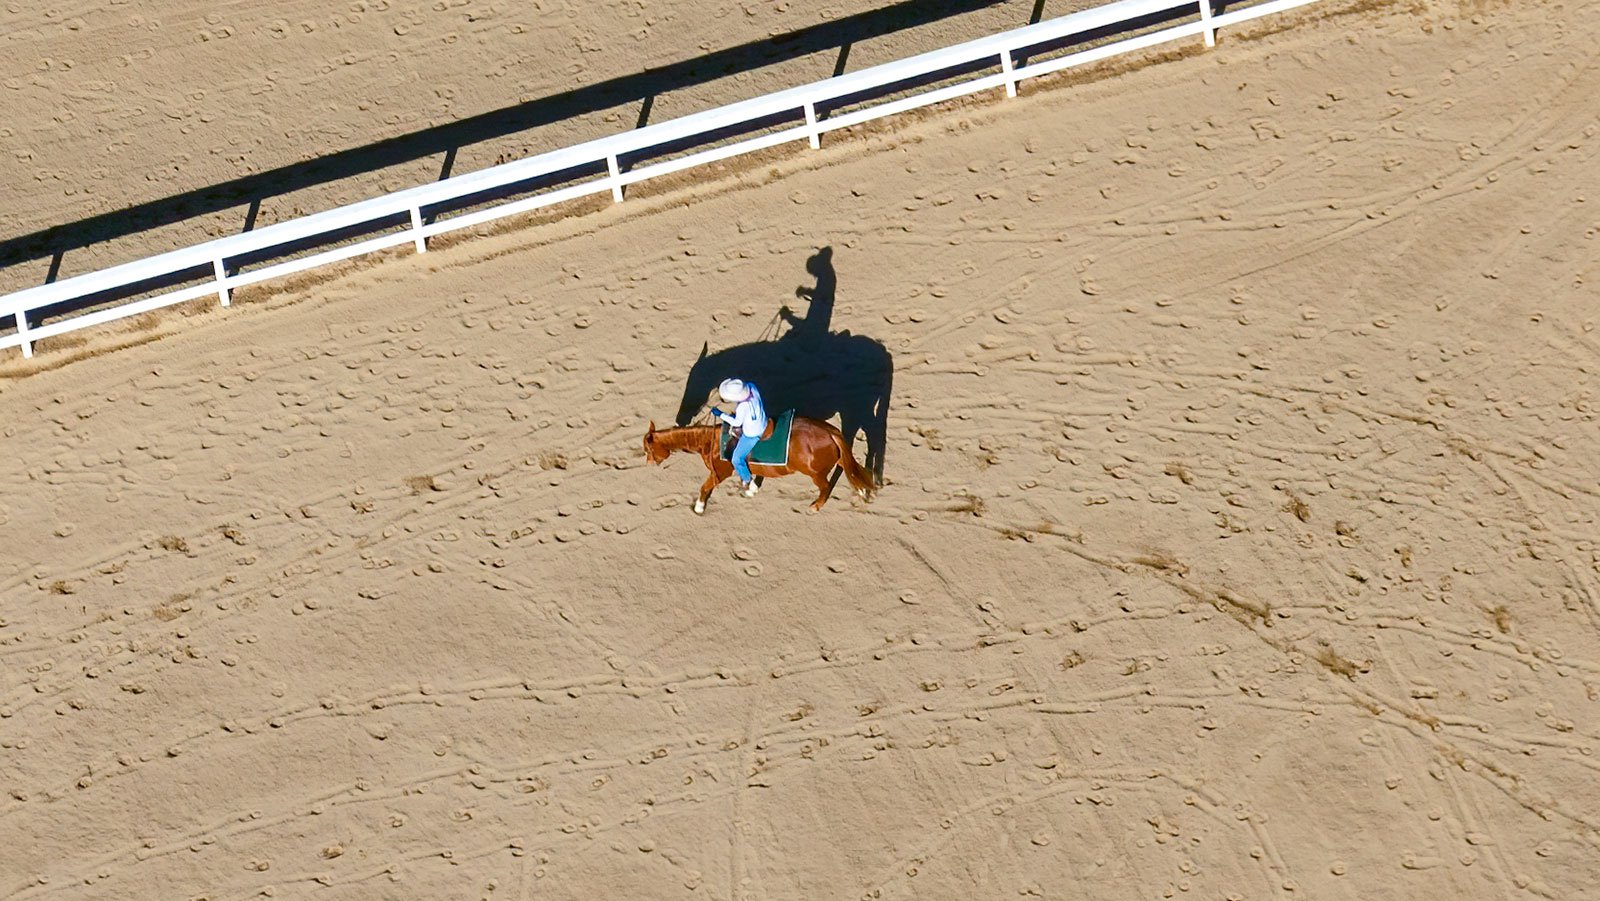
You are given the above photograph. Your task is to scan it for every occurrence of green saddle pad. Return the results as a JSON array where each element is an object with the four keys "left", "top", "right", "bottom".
[{"left": 722, "top": 409, "right": 795, "bottom": 467}]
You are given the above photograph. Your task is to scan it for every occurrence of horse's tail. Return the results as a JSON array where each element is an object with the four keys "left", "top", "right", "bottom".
[{"left": 830, "top": 427, "right": 876, "bottom": 498}]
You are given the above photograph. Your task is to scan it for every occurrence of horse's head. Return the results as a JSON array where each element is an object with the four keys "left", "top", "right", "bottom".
[{"left": 643, "top": 421, "right": 671, "bottom": 465}]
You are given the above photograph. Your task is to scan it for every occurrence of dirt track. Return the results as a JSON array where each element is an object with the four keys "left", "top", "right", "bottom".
[
  {"left": 3, "top": 1, "right": 1600, "bottom": 899},
  {"left": 0, "top": 0, "right": 1065, "bottom": 293}
]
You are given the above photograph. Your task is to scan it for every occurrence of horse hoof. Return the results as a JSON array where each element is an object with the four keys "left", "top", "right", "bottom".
[{"left": 694, "top": 500, "right": 706, "bottom": 515}]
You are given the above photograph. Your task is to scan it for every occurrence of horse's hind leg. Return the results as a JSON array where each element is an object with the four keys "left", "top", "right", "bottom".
[{"left": 809, "top": 470, "right": 835, "bottom": 511}]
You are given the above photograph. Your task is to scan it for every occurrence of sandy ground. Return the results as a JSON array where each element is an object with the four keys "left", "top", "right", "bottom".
[
  {"left": 4, "top": 0, "right": 1600, "bottom": 899},
  {"left": 0, "top": 0, "right": 1076, "bottom": 293}
]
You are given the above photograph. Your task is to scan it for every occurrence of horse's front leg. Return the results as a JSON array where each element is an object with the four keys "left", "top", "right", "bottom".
[{"left": 696, "top": 461, "right": 731, "bottom": 515}]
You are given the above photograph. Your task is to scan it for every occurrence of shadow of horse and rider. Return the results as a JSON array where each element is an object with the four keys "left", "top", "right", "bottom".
[{"left": 673, "top": 247, "right": 894, "bottom": 482}]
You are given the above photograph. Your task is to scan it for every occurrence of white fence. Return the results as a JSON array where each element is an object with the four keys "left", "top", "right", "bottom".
[{"left": 0, "top": 0, "right": 1322, "bottom": 359}]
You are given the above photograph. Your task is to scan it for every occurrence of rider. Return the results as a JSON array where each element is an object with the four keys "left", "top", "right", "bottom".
[{"left": 709, "top": 377, "right": 767, "bottom": 496}]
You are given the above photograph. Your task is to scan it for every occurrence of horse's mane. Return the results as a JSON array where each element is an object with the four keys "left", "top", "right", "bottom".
[{"left": 651, "top": 425, "right": 720, "bottom": 455}]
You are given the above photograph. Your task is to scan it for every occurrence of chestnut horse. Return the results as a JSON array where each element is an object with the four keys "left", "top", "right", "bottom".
[{"left": 643, "top": 417, "right": 874, "bottom": 513}]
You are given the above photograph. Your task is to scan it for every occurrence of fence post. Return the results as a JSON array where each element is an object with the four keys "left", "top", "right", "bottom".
[
  {"left": 14, "top": 308, "right": 31, "bottom": 359},
  {"left": 213, "top": 258, "right": 230, "bottom": 307},
  {"left": 804, "top": 101, "right": 821, "bottom": 150},
  {"left": 409, "top": 207, "right": 427, "bottom": 254},
  {"left": 1199, "top": 0, "right": 1216, "bottom": 47},
  {"left": 607, "top": 155, "right": 624, "bottom": 203},
  {"left": 1000, "top": 49, "right": 1017, "bottom": 97}
]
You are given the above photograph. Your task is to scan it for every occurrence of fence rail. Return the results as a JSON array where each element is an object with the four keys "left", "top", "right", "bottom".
[{"left": 0, "top": 0, "right": 1322, "bottom": 359}]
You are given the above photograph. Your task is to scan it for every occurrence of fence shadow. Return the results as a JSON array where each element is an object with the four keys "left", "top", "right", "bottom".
[
  {"left": 674, "top": 247, "right": 894, "bottom": 481},
  {"left": 1, "top": 0, "right": 1016, "bottom": 281}
]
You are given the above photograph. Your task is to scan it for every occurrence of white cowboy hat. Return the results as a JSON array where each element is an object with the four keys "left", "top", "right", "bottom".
[{"left": 718, "top": 378, "right": 751, "bottom": 404}]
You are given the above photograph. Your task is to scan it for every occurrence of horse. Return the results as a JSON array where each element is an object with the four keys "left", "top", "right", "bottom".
[{"left": 642, "top": 417, "right": 875, "bottom": 514}]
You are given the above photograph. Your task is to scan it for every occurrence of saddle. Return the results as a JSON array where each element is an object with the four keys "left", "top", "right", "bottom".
[
  {"left": 721, "top": 417, "right": 774, "bottom": 456},
  {"left": 719, "top": 410, "right": 795, "bottom": 467}
]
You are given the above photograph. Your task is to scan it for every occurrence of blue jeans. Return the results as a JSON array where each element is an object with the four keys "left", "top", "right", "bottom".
[{"left": 731, "top": 434, "right": 760, "bottom": 483}]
